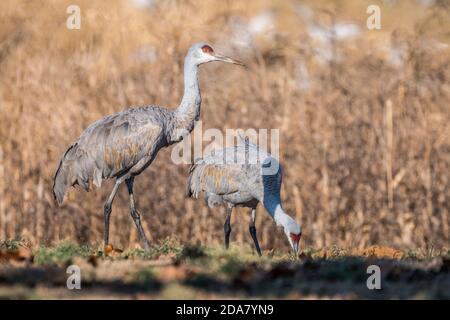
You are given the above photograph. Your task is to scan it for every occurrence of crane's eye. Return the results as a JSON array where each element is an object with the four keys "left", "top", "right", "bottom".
[{"left": 201, "top": 45, "right": 214, "bottom": 54}]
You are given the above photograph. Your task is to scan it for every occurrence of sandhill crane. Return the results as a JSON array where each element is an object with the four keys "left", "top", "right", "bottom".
[
  {"left": 53, "top": 43, "right": 244, "bottom": 250},
  {"left": 186, "top": 137, "right": 301, "bottom": 256}
]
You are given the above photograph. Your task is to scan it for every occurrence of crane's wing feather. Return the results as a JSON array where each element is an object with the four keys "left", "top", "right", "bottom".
[
  {"left": 186, "top": 162, "right": 245, "bottom": 198},
  {"left": 63, "top": 106, "right": 168, "bottom": 189},
  {"left": 186, "top": 141, "right": 282, "bottom": 205}
]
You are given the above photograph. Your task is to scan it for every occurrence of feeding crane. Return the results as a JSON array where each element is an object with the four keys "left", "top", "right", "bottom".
[
  {"left": 186, "top": 137, "right": 301, "bottom": 256},
  {"left": 53, "top": 43, "right": 244, "bottom": 250}
]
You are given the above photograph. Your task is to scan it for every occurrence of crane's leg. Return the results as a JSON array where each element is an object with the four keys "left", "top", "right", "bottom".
[
  {"left": 126, "top": 177, "right": 151, "bottom": 250},
  {"left": 224, "top": 206, "right": 232, "bottom": 250},
  {"left": 103, "top": 179, "right": 123, "bottom": 246},
  {"left": 249, "top": 208, "right": 262, "bottom": 256}
]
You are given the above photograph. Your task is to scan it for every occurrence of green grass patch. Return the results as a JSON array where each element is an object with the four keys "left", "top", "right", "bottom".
[
  {"left": 125, "top": 237, "right": 183, "bottom": 260},
  {"left": 219, "top": 256, "right": 242, "bottom": 276},
  {"left": 0, "top": 238, "right": 29, "bottom": 251},
  {"left": 134, "top": 268, "right": 156, "bottom": 283},
  {"left": 34, "top": 242, "right": 97, "bottom": 266}
]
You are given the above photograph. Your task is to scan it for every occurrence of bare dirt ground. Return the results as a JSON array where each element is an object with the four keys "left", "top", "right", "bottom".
[{"left": 0, "top": 240, "right": 448, "bottom": 299}]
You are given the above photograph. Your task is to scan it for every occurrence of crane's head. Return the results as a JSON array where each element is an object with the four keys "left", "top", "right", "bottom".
[
  {"left": 186, "top": 43, "right": 245, "bottom": 67},
  {"left": 282, "top": 216, "right": 302, "bottom": 256}
]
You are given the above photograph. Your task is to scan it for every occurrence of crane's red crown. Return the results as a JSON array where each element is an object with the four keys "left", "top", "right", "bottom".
[
  {"left": 201, "top": 45, "right": 214, "bottom": 54},
  {"left": 290, "top": 232, "right": 301, "bottom": 243}
]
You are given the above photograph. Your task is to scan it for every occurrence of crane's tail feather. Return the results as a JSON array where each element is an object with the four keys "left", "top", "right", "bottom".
[{"left": 52, "top": 143, "right": 79, "bottom": 205}]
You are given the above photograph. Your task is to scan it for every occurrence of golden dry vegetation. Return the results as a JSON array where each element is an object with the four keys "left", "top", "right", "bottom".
[{"left": 0, "top": 0, "right": 449, "bottom": 254}]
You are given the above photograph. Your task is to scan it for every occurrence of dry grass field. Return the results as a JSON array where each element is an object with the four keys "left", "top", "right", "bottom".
[
  {"left": 0, "top": 239, "right": 449, "bottom": 299},
  {"left": 0, "top": 0, "right": 449, "bottom": 299}
]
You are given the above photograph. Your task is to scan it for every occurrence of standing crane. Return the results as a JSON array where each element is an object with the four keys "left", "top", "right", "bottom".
[
  {"left": 53, "top": 43, "right": 244, "bottom": 250},
  {"left": 186, "top": 137, "right": 301, "bottom": 256}
]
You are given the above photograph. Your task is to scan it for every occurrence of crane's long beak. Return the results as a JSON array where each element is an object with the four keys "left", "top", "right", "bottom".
[
  {"left": 213, "top": 54, "right": 246, "bottom": 67},
  {"left": 293, "top": 241, "right": 299, "bottom": 257}
]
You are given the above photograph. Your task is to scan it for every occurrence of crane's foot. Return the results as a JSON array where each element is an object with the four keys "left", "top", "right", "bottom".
[
  {"left": 130, "top": 209, "right": 151, "bottom": 251},
  {"left": 249, "top": 226, "right": 262, "bottom": 257},
  {"left": 224, "top": 223, "right": 231, "bottom": 250},
  {"left": 142, "top": 239, "right": 151, "bottom": 251}
]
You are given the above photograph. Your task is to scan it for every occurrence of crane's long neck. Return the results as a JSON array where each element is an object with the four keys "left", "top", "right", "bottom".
[
  {"left": 265, "top": 202, "right": 292, "bottom": 228},
  {"left": 259, "top": 174, "right": 290, "bottom": 227},
  {"left": 169, "top": 59, "right": 201, "bottom": 143}
]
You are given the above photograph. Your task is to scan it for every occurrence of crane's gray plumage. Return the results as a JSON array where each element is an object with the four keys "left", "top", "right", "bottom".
[
  {"left": 53, "top": 43, "right": 244, "bottom": 250},
  {"left": 186, "top": 137, "right": 302, "bottom": 256},
  {"left": 53, "top": 106, "right": 173, "bottom": 201}
]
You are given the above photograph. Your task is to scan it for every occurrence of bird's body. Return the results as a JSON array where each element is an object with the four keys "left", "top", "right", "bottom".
[
  {"left": 54, "top": 105, "right": 182, "bottom": 199},
  {"left": 187, "top": 142, "right": 276, "bottom": 209},
  {"left": 53, "top": 43, "right": 244, "bottom": 250},
  {"left": 186, "top": 138, "right": 301, "bottom": 256}
]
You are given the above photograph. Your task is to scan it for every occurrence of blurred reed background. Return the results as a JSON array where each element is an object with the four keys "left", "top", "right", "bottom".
[{"left": 0, "top": 0, "right": 449, "bottom": 252}]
